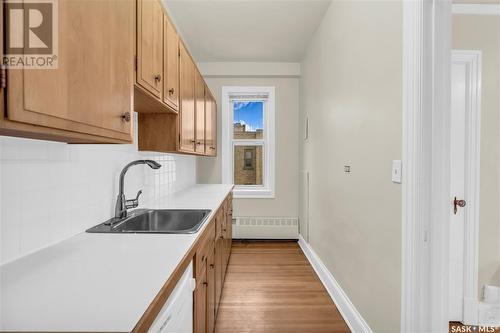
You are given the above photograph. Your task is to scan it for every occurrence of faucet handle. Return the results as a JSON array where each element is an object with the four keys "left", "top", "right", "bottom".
[
  {"left": 125, "top": 190, "right": 143, "bottom": 209},
  {"left": 135, "top": 190, "right": 143, "bottom": 201}
]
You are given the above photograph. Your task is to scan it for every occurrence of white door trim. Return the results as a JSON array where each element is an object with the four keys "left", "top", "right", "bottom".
[
  {"left": 401, "top": 1, "right": 452, "bottom": 331},
  {"left": 451, "top": 50, "right": 482, "bottom": 325}
]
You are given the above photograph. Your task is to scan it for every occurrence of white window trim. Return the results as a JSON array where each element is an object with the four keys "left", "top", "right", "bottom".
[{"left": 221, "top": 86, "right": 275, "bottom": 199}]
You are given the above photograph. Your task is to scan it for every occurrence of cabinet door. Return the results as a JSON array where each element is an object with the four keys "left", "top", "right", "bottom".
[
  {"left": 179, "top": 43, "right": 196, "bottom": 152},
  {"left": 137, "top": 0, "right": 163, "bottom": 98},
  {"left": 214, "top": 214, "right": 224, "bottom": 314},
  {"left": 221, "top": 205, "right": 228, "bottom": 279},
  {"left": 207, "top": 249, "right": 216, "bottom": 333},
  {"left": 6, "top": 0, "right": 134, "bottom": 142},
  {"left": 194, "top": 263, "right": 207, "bottom": 333},
  {"left": 226, "top": 198, "right": 233, "bottom": 262},
  {"left": 195, "top": 70, "right": 206, "bottom": 154},
  {"left": 163, "top": 16, "right": 179, "bottom": 110},
  {"left": 205, "top": 91, "right": 217, "bottom": 156}
]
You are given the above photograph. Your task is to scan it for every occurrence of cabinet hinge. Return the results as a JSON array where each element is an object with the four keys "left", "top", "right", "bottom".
[
  {"left": 134, "top": 55, "right": 137, "bottom": 71},
  {"left": 1, "top": 66, "right": 7, "bottom": 89}
]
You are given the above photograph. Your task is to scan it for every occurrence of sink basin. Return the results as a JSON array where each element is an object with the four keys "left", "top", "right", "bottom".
[{"left": 86, "top": 209, "right": 211, "bottom": 234}]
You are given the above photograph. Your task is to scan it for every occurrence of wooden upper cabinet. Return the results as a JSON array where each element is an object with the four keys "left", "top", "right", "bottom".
[
  {"left": 195, "top": 70, "right": 205, "bottom": 154},
  {"left": 2, "top": 0, "right": 134, "bottom": 143},
  {"left": 136, "top": 0, "right": 163, "bottom": 98},
  {"left": 163, "top": 16, "right": 179, "bottom": 110},
  {"left": 179, "top": 42, "right": 196, "bottom": 153},
  {"left": 205, "top": 91, "right": 217, "bottom": 156},
  {"left": 136, "top": 0, "right": 218, "bottom": 155}
]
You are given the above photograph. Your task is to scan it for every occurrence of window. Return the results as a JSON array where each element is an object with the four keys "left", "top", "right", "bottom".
[
  {"left": 244, "top": 149, "right": 254, "bottom": 170},
  {"left": 222, "top": 87, "right": 275, "bottom": 198}
]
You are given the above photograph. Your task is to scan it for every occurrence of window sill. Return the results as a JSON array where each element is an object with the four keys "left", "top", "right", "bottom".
[{"left": 233, "top": 187, "right": 275, "bottom": 199}]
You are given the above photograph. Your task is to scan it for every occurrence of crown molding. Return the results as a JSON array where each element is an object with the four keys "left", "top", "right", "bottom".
[{"left": 197, "top": 62, "right": 301, "bottom": 78}]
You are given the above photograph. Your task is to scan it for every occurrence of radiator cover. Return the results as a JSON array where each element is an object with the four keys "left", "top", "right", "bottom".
[{"left": 232, "top": 216, "right": 299, "bottom": 239}]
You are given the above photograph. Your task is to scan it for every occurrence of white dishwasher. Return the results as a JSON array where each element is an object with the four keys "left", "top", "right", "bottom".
[{"left": 149, "top": 262, "right": 195, "bottom": 333}]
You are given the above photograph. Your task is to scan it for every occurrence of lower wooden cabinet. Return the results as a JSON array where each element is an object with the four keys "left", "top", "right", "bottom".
[
  {"left": 207, "top": 248, "right": 216, "bottom": 333},
  {"left": 194, "top": 262, "right": 207, "bottom": 333},
  {"left": 194, "top": 192, "right": 232, "bottom": 333}
]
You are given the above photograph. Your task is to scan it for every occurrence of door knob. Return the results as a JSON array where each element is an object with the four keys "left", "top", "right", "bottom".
[
  {"left": 169, "top": 88, "right": 175, "bottom": 94},
  {"left": 453, "top": 196, "right": 467, "bottom": 215},
  {"left": 154, "top": 74, "right": 162, "bottom": 83}
]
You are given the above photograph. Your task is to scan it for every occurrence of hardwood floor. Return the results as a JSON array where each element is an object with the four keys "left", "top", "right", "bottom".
[{"left": 214, "top": 241, "right": 351, "bottom": 333}]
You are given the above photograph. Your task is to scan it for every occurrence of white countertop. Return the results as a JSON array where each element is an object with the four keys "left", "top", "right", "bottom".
[{"left": 0, "top": 184, "right": 233, "bottom": 332}]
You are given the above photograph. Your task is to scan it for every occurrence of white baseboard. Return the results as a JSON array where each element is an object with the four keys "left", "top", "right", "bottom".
[
  {"left": 298, "top": 235, "right": 373, "bottom": 333},
  {"left": 478, "top": 302, "right": 500, "bottom": 326}
]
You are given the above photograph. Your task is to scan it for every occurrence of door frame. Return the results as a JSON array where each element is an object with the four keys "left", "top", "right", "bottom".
[
  {"left": 450, "top": 50, "right": 482, "bottom": 325},
  {"left": 401, "top": 0, "right": 453, "bottom": 331}
]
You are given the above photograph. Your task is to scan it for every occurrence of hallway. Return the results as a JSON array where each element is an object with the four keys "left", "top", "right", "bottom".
[{"left": 214, "top": 241, "right": 350, "bottom": 333}]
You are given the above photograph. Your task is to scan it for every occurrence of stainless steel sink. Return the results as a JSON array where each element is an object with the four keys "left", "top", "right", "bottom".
[{"left": 86, "top": 209, "right": 211, "bottom": 234}]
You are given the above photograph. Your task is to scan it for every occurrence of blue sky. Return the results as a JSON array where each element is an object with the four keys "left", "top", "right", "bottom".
[{"left": 233, "top": 101, "right": 263, "bottom": 132}]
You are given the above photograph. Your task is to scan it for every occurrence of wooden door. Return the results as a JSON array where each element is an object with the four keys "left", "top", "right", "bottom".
[
  {"left": 194, "top": 263, "right": 207, "bottom": 333},
  {"left": 137, "top": 0, "right": 163, "bottom": 98},
  {"left": 448, "top": 53, "right": 482, "bottom": 322},
  {"left": 6, "top": 0, "right": 134, "bottom": 142},
  {"left": 207, "top": 249, "right": 216, "bottom": 333},
  {"left": 179, "top": 42, "right": 196, "bottom": 152},
  {"left": 205, "top": 91, "right": 217, "bottom": 156},
  {"left": 195, "top": 70, "right": 206, "bottom": 153},
  {"left": 163, "top": 15, "right": 179, "bottom": 110}
]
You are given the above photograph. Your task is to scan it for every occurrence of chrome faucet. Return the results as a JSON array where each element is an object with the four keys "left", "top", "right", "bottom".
[{"left": 114, "top": 160, "right": 161, "bottom": 220}]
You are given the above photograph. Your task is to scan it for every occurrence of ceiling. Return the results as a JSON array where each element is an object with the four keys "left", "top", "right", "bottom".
[{"left": 163, "top": 0, "right": 332, "bottom": 62}]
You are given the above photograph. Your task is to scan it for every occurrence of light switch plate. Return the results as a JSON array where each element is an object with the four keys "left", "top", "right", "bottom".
[{"left": 392, "top": 160, "right": 402, "bottom": 183}]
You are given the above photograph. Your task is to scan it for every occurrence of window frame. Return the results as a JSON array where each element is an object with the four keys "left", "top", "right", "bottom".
[{"left": 222, "top": 86, "right": 275, "bottom": 198}]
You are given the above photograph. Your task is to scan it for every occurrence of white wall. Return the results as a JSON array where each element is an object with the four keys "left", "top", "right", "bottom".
[
  {"left": 0, "top": 115, "right": 196, "bottom": 265},
  {"left": 197, "top": 76, "right": 299, "bottom": 218},
  {"left": 299, "top": 1, "right": 402, "bottom": 331},
  {"left": 453, "top": 13, "right": 500, "bottom": 289}
]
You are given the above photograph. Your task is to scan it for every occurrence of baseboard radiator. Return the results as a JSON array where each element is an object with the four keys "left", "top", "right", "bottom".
[{"left": 232, "top": 216, "right": 299, "bottom": 239}]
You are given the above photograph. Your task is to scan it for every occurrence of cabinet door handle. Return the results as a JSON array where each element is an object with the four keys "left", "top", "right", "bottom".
[
  {"left": 203, "top": 282, "right": 208, "bottom": 286},
  {"left": 121, "top": 112, "right": 131, "bottom": 122},
  {"left": 210, "top": 264, "right": 214, "bottom": 269},
  {"left": 154, "top": 74, "right": 162, "bottom": 83},
  {"left": 169, "top": 88, "right": 175, "bottom": 94}
]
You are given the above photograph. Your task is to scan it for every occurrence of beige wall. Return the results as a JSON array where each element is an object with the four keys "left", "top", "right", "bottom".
[
  {"left": 299, "top": 1, "right": 402, "bottom": 331},
  {"left": 197, "top": 77, "right": 299, "bottom": 217},
  {"left": 453, "top": 14, "right": 500, "bottom": 288}
]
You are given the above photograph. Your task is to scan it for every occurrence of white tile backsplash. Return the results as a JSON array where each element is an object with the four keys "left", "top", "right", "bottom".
[{"left": 0, "top": 116, "right": 196, "bottom": 264}]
